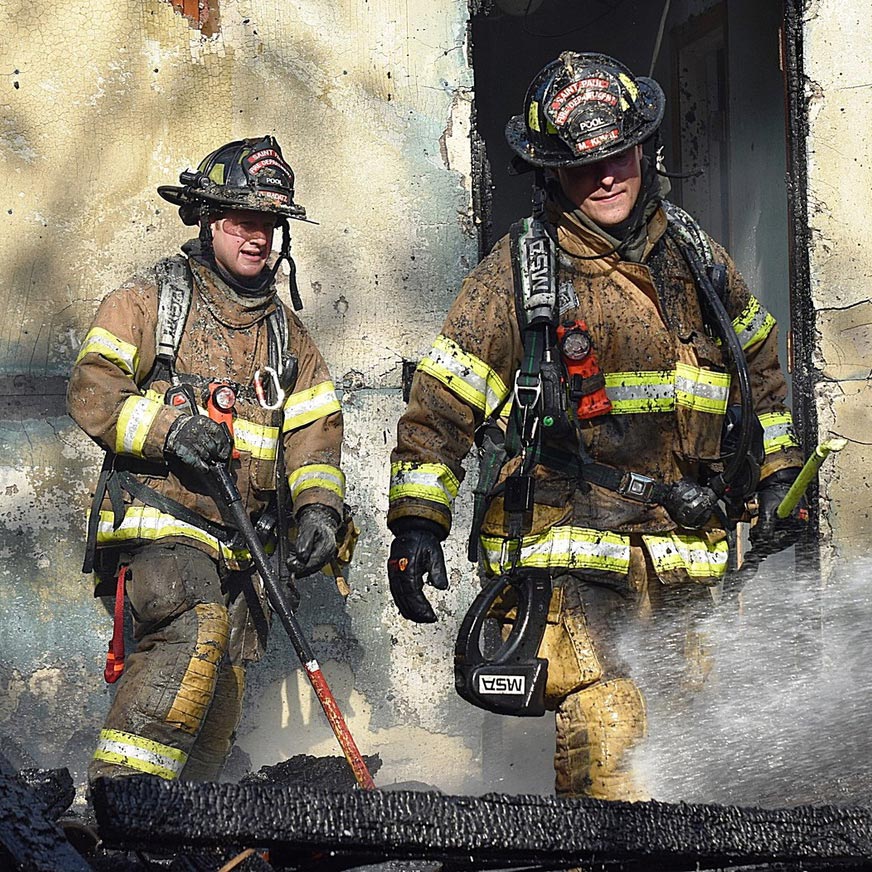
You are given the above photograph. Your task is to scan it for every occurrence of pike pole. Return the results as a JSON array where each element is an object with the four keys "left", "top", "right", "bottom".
[
  {"left": 775, "top": 436, "right": 847, "bottom": 519},
  {"left": 726, "top": 436, "right": 847, "bottom": 594},
  {"left": 209, "top": 462, "right": 376, "bottom": 790}
]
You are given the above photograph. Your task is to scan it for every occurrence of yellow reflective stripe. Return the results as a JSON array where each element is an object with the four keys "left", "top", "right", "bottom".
[
  {"left": 93, "top": 729, "right": 187, "bottom": 780},
  {"left": 288, "top": 464, "right": 346, "bottom": 501},
  {"left": 674, "top": 363, "right": 730, "bottom": 414},
  {"left": 480, "top": 526, "right": 631, "bottom": 576},
  {"left": 606, "top": 367, "right": 729, "bottom": 415},
  {"left": 166, "top": 604, "right": 229, "bottom": 735},
  {"left": 76, "top": 327, "right": 140, "bottom": 376},
  {"left": 418, "top": 334, "right": 510, "bottom": 418},
  {"left": 733, "top": 295, "right": 776, "bottom": 350},
  {"left": 115, "top": 394, "right": 163, "bottom": 456},
  {"left": 94, "top": 506, "right": 250, "bottom": 564},
  {"left": 605, "top": 371, "right": 674, "bottom": 413},
  {"left": 283, "top": 381, "right": 341, "bottom": 432},
  {"left": 758, "top": 411, "right": 799, "bottom": 454},
  {"left": 234, "top": 417, "right": 278, "bottom": 460},
  {"left": 389, "top": 461, "right": 460, "bottom": 508},
  {"left": 642, "top": 533, "right": 729, "bottom": 578}
]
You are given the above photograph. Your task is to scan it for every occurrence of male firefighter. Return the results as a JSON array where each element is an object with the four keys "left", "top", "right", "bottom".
[
  {"left": 68, "top": 137, "right": 345, "bottom": 782},
  {"left": 386, "top": 53, "right": 806, "bottom": 800}
]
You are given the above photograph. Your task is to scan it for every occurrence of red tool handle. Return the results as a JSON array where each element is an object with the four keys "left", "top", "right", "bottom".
[{"left": 209, "top": 464, "right": 375, "bottom": 790}]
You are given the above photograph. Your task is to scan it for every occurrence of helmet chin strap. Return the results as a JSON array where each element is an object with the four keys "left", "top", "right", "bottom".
[{"left": 274, "top": 218, "right": 304, "bottom": 311}]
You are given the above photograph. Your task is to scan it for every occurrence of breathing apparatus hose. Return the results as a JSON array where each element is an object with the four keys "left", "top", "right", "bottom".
[{"left": 672, "top": 234, "right": 753, "bottom": 498}]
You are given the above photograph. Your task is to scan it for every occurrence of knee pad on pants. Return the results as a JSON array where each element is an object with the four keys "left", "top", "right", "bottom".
[{"left": 554, "top": 677, "right": 649, "bottom": 802}]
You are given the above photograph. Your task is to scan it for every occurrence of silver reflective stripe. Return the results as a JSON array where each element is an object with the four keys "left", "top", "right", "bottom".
[
  {"left": 643, "top": 533, "right": 729, "bottom": 578},
  {"left": 606, "top": 381, "right": 673, "bottom": 403},
  {"left": 94, "top": 729, "right": 187, "bottom": 780},
  {"left": 480, "top": 526, "right": 631, "bottom": 575},
  {"left": 418, "top": 335, "right": 509, "bottom": 417},
  {"left": 674, "top": 373, "right": 729, "bottom": 403},
  {"left": 116, "top": 395, "right": 162, "bottom": 457},
  {"left": 389, "top": 462, "right": 459, "bottom": 508}
]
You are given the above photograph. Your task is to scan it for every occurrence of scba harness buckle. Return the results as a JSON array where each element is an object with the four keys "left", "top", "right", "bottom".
[{"left": 618, "top": 470, "right": 657, "bottom": 503}]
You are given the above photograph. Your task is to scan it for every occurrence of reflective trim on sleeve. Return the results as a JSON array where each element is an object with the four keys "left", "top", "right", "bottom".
[
  {"left": 642, "top": 532, "right": 729, "bottom": 579},
  {"left": 93, "top": 506, "right": 251, "bottom": 567},
  {"left": 674, "top": 363, "right": 731, "bottom": 414},
  {"left": 93, "top": 728, "right": 187, "bottom": 780},
  {"left": 288, "top": 463, "right": 346, "bottom": 501},
  {"left": 480, "top": 526, "right": 631, "bottom": 576},
  {"left": 75, "top": 327, "right": 140, "bottom": 377},
  {"left": 758, "top": 410, "right": 800, "bottom": 455},
  {"left": 418, "top": 334, "right": 510, "bottom": 418},
  {"left": 604, "top": 371, "right": 675, "bottom": 414},
  {"left": 115, "top": 394, "right": 163, "bottom": 457},
  {"left": 166, "top": 603, "right": 230, "bottom": 735},
  {"left": 283, "top": 381, "right": 341, "bottom": 432},
  {"left": 234, "top": 417, "right": 279, "bottom": 461},
  {"left": 389, "top": 461, "right": 460, "bottom": 509},
  {"left": 733, "top": 295, "right": 776, "bottom": 350}
]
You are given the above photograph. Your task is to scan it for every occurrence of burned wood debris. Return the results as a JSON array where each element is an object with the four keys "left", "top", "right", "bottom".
[{"left": 4, "top": 755, "right": 872, "bottom": 871}]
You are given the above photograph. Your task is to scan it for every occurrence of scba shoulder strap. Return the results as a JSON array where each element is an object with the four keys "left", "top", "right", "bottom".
[{"left": 150, "top": 255, "right": 292, "bottom": 386}]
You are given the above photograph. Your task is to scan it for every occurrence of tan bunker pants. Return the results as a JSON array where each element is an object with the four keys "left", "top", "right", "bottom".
[
  {"left": 535, "top": 542, "right": 714, "bottom": 801},
  {"left": 89, "top": 543, "right": 268, "bottom": 783}
]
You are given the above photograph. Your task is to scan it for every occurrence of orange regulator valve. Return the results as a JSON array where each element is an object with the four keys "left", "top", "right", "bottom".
[
  {"left": 205, "top": 381, "right": 240, "bottom": 459},
  {"left": 556, "top": 320, "right": 611, "bottom": 420}
]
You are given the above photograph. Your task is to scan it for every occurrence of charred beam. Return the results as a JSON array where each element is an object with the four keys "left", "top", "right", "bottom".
[
  {"left": 0, "top": 773, "right": 91, "bottom": 872},
  {"left": 92, "top": 776, "right": 872, "bottom": 870}
]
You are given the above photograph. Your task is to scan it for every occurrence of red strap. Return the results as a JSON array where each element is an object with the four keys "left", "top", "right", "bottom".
[{"left": 103, "top": 564, "right": 129, "bottom": 684}]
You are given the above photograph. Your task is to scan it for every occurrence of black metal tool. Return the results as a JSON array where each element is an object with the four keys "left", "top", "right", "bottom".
[{"left": 454, "top": 568, "right": 552, "bottom": 717}]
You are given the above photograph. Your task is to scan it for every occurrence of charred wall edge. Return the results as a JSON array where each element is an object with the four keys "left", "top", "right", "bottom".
[{"left": 781, "top": 0, "right": 820, "bottom": 558}]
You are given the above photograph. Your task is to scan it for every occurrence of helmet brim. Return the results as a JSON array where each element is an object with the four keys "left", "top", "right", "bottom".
[
  {"left": 157, "top": 184, "right": 309, "bottom": 222},
  {"left": 505, "top": 76, "right": 665, "bottom": 169}
]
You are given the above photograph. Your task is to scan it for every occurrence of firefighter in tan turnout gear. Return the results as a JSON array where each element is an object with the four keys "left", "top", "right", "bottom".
[
  {"left": 387, "top": 54, "right": 806, "bottom": 800},
  {"left": 69, "top": 137, "right": 345, "bottom": 782}
]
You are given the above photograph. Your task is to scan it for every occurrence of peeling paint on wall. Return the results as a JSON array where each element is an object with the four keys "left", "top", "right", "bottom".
[{"left": 165, "top": 0, "right": 221, "bottom": 35}]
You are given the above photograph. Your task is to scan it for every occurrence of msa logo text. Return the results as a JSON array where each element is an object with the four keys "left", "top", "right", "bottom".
[
  {"left": 524, "top": 237, "right": 551, "bottom": 295},
  {"left": 478, "top": 674, "right": 525, "bottom": 695}
]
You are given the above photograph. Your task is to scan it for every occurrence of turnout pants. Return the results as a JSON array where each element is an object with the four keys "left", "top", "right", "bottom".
[
  {"left": 537, "top": 541, "right": 714, "bottom": 801},
  {"left": 89, "top": 543, "right": 269, "bottom": 783}
]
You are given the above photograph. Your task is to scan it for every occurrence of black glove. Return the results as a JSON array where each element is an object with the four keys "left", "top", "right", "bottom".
[
  {"left": 387, "top": 518, "right": 449, "bottom": 623},
  {"left": 749, "top": 467, "right": 808, "bottom": 558},
  {"left": 164, "top": 415, "right": 233, "bottom": 474},
  {"left": 287, "top": 504, "right": 340, "bottom": 577}
]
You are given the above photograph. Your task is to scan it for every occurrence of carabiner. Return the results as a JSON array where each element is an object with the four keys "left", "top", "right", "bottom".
[{"left": 253, "top": 366, "right": 285, "bottom": 411}]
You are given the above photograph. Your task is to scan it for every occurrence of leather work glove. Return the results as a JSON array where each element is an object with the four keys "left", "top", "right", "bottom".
[
  {"left": 749, "top": 467, "right": 808, "bottom": 558},
  {"left": 387, "top": 518, "right": 449, "bottom": 624},
  {"left": 287, "top": 504, "right": 341, "bottom": 577},
  {"left": 164, "top": 414, "right": 233, "bottom": 474}
]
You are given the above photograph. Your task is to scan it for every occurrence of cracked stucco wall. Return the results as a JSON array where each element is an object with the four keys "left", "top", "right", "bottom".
[
  {"left": 802, "top": 2, "right": 872, "bottom": 566},
  {"left": 0, "top": 0, "right": 489, "bottom": 791}
]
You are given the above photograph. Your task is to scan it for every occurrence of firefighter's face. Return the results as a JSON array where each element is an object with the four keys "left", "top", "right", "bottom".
[
  {"left": 556, "top": 145, "right": 643, "bottom": 227},
  {"left": 210, "top": 209, "right": 277, "bottom": 279}
]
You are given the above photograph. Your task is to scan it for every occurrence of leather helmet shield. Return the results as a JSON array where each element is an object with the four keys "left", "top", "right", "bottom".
[{"left": 506, "top": 52, "right": 665, "bottom": 169}]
